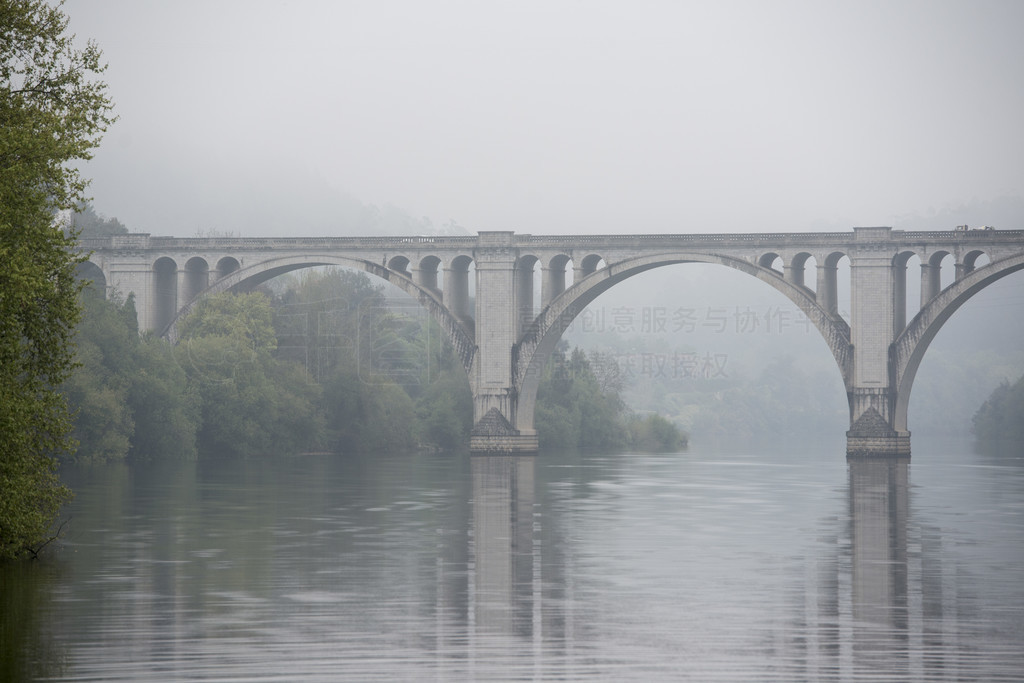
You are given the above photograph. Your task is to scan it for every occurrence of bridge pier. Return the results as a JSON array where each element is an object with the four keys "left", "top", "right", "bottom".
[{"left": 470, "top": 232, "right": 538, "bottom": 455}]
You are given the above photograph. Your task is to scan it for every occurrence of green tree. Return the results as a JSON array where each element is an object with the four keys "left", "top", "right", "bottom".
[
  {"left": 62, "top": 290, "right": 200, "bottom": 463},
  {"left": 178, "top": 292, "right": 324, "bottom": 457},
  {"left": 1, "top": 0, "right": 115, "bottom": 559}
]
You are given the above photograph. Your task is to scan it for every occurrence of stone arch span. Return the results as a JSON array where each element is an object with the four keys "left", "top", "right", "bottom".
[
  {"left": 892, "top": 252, "right": 1024, "bottom": 433},
  {"left": 514, "top": 251, "right": 854, "bottom": 431},
  {"left": 163, "top": 254, "right": 477, "bottom": 374}
]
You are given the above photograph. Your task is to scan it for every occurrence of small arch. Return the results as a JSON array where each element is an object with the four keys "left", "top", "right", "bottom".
[
  {"left": 387, "top": 256, "right": 411, "bottom": 277},
  {"left": 788, "top": 252, "right": 815, "bottom": 291},
  {"left": 216, "top": 257, "right": 240, "bottom": 280},
  {"left": 759, "top": 252, "right": 783, "bottom": 275},
  {"left": 184, "top": 257, "right": 210, "bottom": 302},
  {"left": 962, "top": 249, "right": 989, "bottom": 275},
  {"left": 153, "top": 257, "right": 178, "bottom": 333},
  {"left": 580, "top": 254, "right": 605, "bottom": 277},
  {"left": 543, "top": 254, "right": 573, "bottom": 308},
  {"left": 516, "top": 255, "right": 540, "bottom": 333},
  {"left": 892, "top": 251, "right": 917, "bottom": 332},
  {"left": 445, "top": 255, "right": 474, "bottom": 322},
  {"left": 416, "top": 255, "right": 442, "bottom": 294},
  {"left": 894, "top": 251, "right": 923, "bottom": 327},
  {"left": 922, "top": 251, "right": 955, "bottom": 301},
  {"left": 820, "top": 251, "right": 850, "bottom": 322},
  {"left": 75, "top": 261, "right": 107, "bottom": 296}
]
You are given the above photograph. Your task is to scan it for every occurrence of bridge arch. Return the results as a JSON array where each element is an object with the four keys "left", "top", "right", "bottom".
[
  {"left": 164, "top": 254, "right": 477, "bottom": 375},
  {"left": 76, "top": 260, "right": 107, "bottom": 295},
  {"left": 215, "top": 256, "right": 240, "bottom": 280},
  {"left": 789, "top": 252, "right": 815, "bottom": 291},
  {"left": 892, "top": 252, "right": 1024, "bottom": 433},
  {"left": 153, "top": 257, "right": 178, "bottom": 333},
  {"left": 184, "top": 257, "right": 210, "bottom": 302},
  {"left": 514, "top": 251, "right": 853, "bottom": 432},
  {"left": 758, "top": 252, "right": 783, "bottom": 273},
  {"left": 579, "top": 254, "right": 605, "bottom": 277}
]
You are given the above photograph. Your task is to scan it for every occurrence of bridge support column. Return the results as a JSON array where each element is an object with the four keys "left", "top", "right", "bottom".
[
  {"left": 105, "top": 261, "right": 158, "bottom": 332},
  {"left": 470, "top": 232, "right": 538, "bottom": 455},
  {"left": 846, "top": 228, "right": 911, "bottom": 457}
]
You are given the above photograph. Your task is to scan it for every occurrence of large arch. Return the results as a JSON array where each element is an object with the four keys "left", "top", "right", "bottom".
[
  {"left": 514, "top": 251, "right": 853, "bottom": 431},
  {"left": 163, "top": 254, "right": 477, "bottom": 375},
  {"left": 892, "top": 252, "right": 1024, "bottom": 433}
]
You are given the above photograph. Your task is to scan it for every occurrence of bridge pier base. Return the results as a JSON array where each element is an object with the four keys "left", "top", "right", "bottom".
[
  {"left": 470, "top": 433, "right": 539, "bottom": 455},
  {"left": 846, "top": 432, "right": 911, "bottom": 458}
]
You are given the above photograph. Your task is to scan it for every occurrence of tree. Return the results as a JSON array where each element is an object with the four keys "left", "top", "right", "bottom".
[
  {"left": 0, "top": 0, "right": 115, "bottom": 559},
  {"left": 177, "top": 292, "right": 324, "bottom": 457}
]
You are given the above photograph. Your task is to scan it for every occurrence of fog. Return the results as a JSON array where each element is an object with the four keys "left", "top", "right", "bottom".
[{"left": 66, "top": 0, "right": 1024, "bottom": 237}]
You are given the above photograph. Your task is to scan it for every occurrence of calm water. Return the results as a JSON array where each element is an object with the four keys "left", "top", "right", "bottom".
[{"left": 3, "top": 438, "right": 1023, "bottom": 681}]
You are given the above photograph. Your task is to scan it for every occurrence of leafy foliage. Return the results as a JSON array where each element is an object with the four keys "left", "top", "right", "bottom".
[
  {"left": 177, "top": 292, "right": 322, "bottom": 457},
  {"left": 535, "top": 345, "right": 687, "bottom": 452},
  {"left": 1, "top": 0, "right": 115, "bottom": 559},
  {"left": 62, "top": 289, "right": 199, "bottom": 463}
]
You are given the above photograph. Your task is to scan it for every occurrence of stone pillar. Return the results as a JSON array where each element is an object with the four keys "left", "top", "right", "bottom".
[
  {"left": 443, "top": 263, "right": 471, "bottom": 321},
  {"left": 470, "top": 232, "right": 539, "bottom": 454},
  {"left": 784, "top": 261, "right": 804, "bottom": 288},
  {"left": 846, "top": 228, "right": 910, "bottom": 456},
  {"left": 817, "top": 263, "right": 838, "bottom": 315},
  {"left": 540, "top": 264, "right": 566, "bottom": 309},
  {"left": 893, "top": 261, "right": 907, "bottom": 333},
  {"left": 514, "top": 260, "right": 534, "bottom": 338},
  {"left": 920, "top": 263, "right": 940, "bottom": 306}
]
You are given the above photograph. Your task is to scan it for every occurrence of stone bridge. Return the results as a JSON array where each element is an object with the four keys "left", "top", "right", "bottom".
[{"left": 78, "top": 227, "right": 1024, "bottom": 456}]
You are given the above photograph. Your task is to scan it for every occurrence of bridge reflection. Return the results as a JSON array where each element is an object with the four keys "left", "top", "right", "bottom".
[
  {"left": 470, "top": 456, "right": 536, "bottom": 639},
  {"left": 466, "top": 452, "right": 978, "bottom": 679}
]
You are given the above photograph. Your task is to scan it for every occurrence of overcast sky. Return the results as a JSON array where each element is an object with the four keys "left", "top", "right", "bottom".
[{"left": 65, "top": 0, "right": 1024, "bottom": 237}]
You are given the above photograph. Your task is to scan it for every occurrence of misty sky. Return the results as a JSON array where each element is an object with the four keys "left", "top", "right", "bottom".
[{"left": 65, "top": 0, "right": 1024, "bottom": 237}]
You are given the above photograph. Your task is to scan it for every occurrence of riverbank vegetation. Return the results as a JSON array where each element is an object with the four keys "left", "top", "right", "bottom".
[{"left": 1, "top": 1, "right": 116, "bottom": 560}]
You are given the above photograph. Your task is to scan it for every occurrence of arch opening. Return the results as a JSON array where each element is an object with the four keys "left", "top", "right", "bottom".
[
  {"left": 445, "top": 255, "right": 474, "bottom": 323},
  {"left": 580, "top": 254, "right": 605, "bottom": 277},
  {"left": 184, "top": 257, "right": 210, "bottom": 303},
  {"left": 416, "top": 255, "right": 442, "bottom": 294},
  {"left": 819, "top": 251, "right": 851, "bottom": 324},
  {"left": 388, "top": 256, "right": 411, "bottom": 278},
  {"left": 962, "top": 250, "right": 990, "bottom": 275},
  {"left": 516, "top": 255, "right": 540, "bottom": 334},
  {"left": 543, "top": 254, "right": 573, "bottom": 308},
  {"left": 75, "top": 261, "right": 107, "bottom": 296},
  {"left": 788, "top": 252, "right": 816, "bottom": 292},
  {"left": 894, "top": 256, "right": 1024, "bottom": 434},
  {"left": 759, "top": 252, "right": 783, "bottom": 275},
  {"left": 517, "top": 251, "right": 851, "bottom": 434},
  {"left": 154, "top": 257, "right": 178, "bottom": 333},
  {"left": 216, "top": 257, "right": 240, "bottom": 280},
  {"left": 893, "top": 251, "right": 922, "bottom": 331}
]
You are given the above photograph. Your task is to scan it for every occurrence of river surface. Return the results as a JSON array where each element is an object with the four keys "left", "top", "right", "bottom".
[{"left": 3, "top": 437, "right": 1023, "bottom": 681}]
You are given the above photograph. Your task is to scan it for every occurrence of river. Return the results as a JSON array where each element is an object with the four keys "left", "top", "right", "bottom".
[{"left": 3, "top": 437, "right": 1022, "bottom": 681}]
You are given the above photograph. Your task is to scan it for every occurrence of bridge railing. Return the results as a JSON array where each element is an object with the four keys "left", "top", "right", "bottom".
[{"left": 78, "top": 229, "right": 1024, "bottom": 254}]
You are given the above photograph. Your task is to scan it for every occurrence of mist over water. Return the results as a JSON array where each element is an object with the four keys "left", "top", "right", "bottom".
[{"left": 4, "top": 438, "right": 1023, "bottom": 681}]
